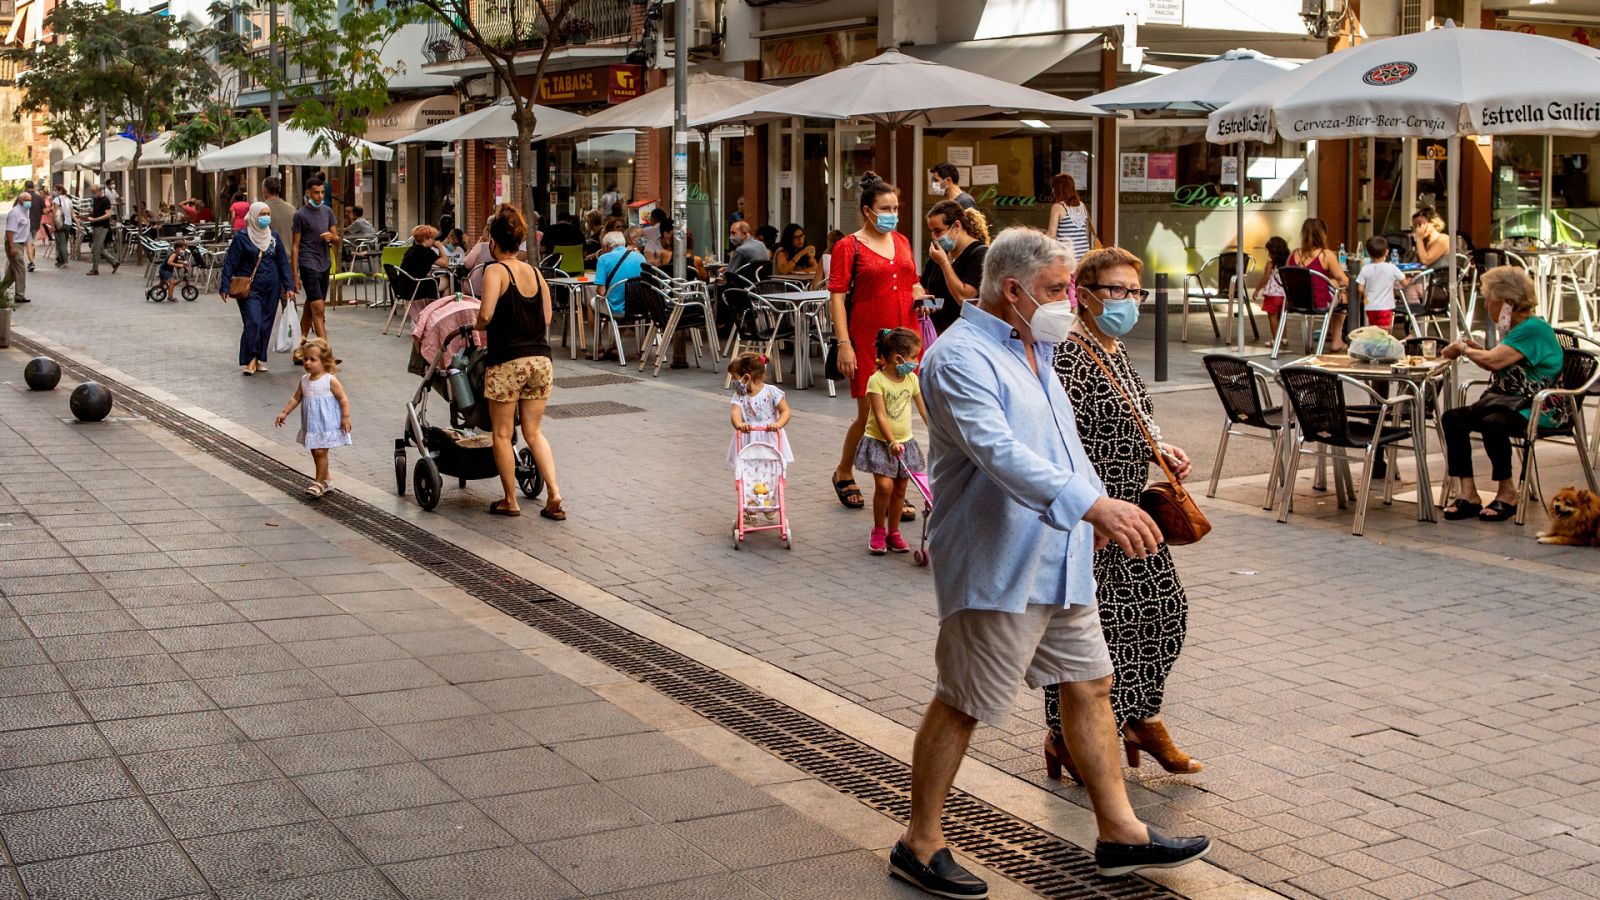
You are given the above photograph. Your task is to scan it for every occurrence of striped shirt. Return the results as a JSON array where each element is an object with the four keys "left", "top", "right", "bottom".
[{"left": 1055, "top": 202, "right": 1091, "bottom": 260}]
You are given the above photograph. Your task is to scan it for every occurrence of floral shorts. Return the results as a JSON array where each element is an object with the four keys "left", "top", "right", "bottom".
[{"left": 483, "top": 356, "right": 553, "bottom": 403}]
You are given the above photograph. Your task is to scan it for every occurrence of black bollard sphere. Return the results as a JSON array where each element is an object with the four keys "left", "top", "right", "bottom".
[
  {"left": 23, "top": 357, "right": 61, "bottom": 391},
  {"left": 69, "top": 382, "right": 113, "bottom": 423}
]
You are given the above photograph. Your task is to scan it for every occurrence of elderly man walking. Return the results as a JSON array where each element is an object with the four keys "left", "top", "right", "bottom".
[
  {"left": 890, "top": 228, "right": 1209, "bottom": 898},
  {"left": 2, "top": 190, "right": 33, "bottom": 304}
]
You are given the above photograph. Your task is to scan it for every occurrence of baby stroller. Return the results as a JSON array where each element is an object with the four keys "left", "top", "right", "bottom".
[
  {"left": 906, "top": 462, "right": 933, "bottom": 566},
  {"left": 731, "top": 427, "right": 792, "bottom": 550},
  {"left": 395, "top": 322, "right": 542, "bottom": 511}
]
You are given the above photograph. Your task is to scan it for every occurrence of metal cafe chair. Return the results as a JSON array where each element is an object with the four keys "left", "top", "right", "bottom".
[
  {"left": 381, "top": 263, "right": 435, "bottom": 336},
  {"left": 1400, "top": 254, "right": 1472, "bottom": 339},
  {"left": 1555, "top": 329, "right": 1600, "bottom": 464},
  {"left": 1201, "top": 354, "right": 1287, "bottom": 509},
  {"left": 1182, "top": 253, "right": 1258, "bottom": 343},
  {"left": 1271, "top": 267, "right": 1341, "bottom": 360}
]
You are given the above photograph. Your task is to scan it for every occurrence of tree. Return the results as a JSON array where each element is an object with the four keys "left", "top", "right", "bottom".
[{"left": 399, "top": 0, "right": 584, "bottom": 213}]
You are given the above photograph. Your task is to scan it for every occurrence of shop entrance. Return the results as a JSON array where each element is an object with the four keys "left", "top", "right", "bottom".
[{"left": 1363, "top": 137, "right": 1453, "bottom": 250}]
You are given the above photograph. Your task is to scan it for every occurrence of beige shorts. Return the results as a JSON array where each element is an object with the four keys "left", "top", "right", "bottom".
[
  {"left": 483, "top": 356, "right": 553, "bottom": 403},
  {"left": 935, "top": 603, "right": 1113, "bottom": 727}
]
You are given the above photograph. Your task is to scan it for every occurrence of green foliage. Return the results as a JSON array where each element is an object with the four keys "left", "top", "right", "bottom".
[{"left": 168, "top": 105, "right": 269, "bottom": 162}]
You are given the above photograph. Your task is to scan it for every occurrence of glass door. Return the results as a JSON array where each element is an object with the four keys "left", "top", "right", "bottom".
[{"left": 835, "top": 124, "right": 876, "bottom": 237}]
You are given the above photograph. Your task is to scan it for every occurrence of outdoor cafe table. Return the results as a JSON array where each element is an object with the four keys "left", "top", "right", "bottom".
[
  {"left": 754, "top": 288, "right": 830, "bottom": 389},
  {"left": 545, "top": 274, "right": 596, "bottom": 359},
  {"left": 1286, "top": 352, "right": 1454, "bottom": 523}
]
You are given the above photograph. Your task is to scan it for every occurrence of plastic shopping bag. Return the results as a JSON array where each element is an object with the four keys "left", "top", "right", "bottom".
[{"left": 273, "top": 299, "right": 302, "bottom": 354}]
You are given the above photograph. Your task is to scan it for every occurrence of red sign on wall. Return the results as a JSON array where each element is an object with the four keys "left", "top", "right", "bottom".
[{"left": 535, "top": 64, "right": 644, "bottom": 105}]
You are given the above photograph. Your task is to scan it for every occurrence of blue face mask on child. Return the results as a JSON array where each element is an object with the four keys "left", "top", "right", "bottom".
[{"left": 894, "top": 361, "right": 916, "bottom": 377}]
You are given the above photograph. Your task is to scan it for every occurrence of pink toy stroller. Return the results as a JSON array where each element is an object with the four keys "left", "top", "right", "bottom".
[
  {"left": 731, "top": 426, "right": 792, "bottom": 550},
  {"left": 906, "top": 463, "right": 933, "bottom": 566}
]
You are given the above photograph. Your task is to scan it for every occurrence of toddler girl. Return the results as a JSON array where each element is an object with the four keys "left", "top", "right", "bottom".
[
  {"left": 854, "top": 328, "right": 928, "bottom": 555},
  {"left": 275, "top": 338, "right": 351, "bottom": 497},
  {"left": 158, "top": 240, "right": 190, "bottom": 302},
  {"left": 1255, "top": 235, "right": 1289, "bottom": 339},
  {"left": 727, "top": 353, "right": 792, "bottom": 518}
]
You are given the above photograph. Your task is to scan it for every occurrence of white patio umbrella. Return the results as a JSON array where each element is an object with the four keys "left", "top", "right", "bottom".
[
  {"left": 134, "top": 132, "right": 218, "bottom": 169},
  {"left": 1085, "top": 49, "right": 1300, "bottom": 352},
  {"left": 196, "top": 126, "right": 394, "bottom": 173},
  {"left": 61, "top": 136, "right": 138, "bottom": 173},
  {"left": 391, "top": 98, "right": 585, "bottom": 144},
  {"left": 1208, "top": 21, "right": 1600, "bottom": 341}
]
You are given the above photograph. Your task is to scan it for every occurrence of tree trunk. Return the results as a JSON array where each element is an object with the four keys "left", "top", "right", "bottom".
[{"left": 130, "top": 144, "right": 144, "bottom": 212}]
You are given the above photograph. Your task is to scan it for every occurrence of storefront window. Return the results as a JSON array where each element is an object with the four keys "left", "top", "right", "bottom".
[
  {"left": 1551, "top": 135, "right": 1600, "bottom": 244},
  {"left": 1118, "top": 122, "right": 1308, "bottom": 281},
  {"left": 920, "top": 125, "right": 1093, "bottom": 239},
  {"left": 554, "top": 133, "right": 634, "bottom": 219},
  {"left": 1493, "top": 135, "right": 1544, "bottom": 243}
]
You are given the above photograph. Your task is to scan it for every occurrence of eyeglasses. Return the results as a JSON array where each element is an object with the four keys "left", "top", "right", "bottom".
[{"left": 1083, "top": 283, "right": 1151, "bottom": 302}]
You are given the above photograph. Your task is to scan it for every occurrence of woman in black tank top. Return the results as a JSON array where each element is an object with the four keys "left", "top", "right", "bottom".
[{"left": 475, "top": 205, "right": 564, "bottom": 520}]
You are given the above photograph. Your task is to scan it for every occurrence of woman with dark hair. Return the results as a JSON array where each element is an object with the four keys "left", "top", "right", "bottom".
[
  {"left": 828, "top": 173, "right": 920, "bottom": 517},
  {"left": 473, "top": 204, "right": 564, "bottom": 521},
  {"left": 920, "top": 200, "right": 989, "bottom": 334},
  {"left": 1042, "top": 246, "right": 1201, "bottom": 783},
  {"left": 755, "top": 224, "right": 779, "bottom": 253},
  {"left": 774, "top": 223, "right": 819, "bottom": 277},
  {"left": 1291, "top": 217, "right": 1349, "bottom": 351},
  {"left": 1047, "top": 174, "right": 1093, "bottom": 261}
]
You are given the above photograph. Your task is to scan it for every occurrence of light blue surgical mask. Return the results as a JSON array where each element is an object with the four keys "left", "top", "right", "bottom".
[
  {"left": 936, "top": 235, "right": 956, "bottom": 253},
  {"left": 1094, "top": 299, "right": 1141, "bottom": 338},
  {"left": 894, "top": 361, "right": 916, "bottom": 377},
  {"left": 874, "top": 213, "right": 898, "bottom": 234},
  {"left": 21, "top": 201, "right": 31, "bottom": 211},
  {"left": 307, "top": 197, "right": 322, "bottom": 208},
  {"left": 256, "top": 215, "right": 272, "bottom": 228}
]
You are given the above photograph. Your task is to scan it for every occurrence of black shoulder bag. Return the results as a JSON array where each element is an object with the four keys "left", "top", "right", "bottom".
[{"left": 823, "top": 236, "right": 862, "bottom": 382}]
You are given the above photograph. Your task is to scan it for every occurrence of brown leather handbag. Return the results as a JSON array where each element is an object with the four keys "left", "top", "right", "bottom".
[
  {"left": 1069, "top": 335, "right": 1212, "bottom": 546},
  {"left": 228, "top": 247, "right": 264, "bottom": 300}
]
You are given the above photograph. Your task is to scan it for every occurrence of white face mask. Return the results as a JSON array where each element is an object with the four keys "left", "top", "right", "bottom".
[{"left": 1018, "top": 282, "right": 1076, "bottom": 344}]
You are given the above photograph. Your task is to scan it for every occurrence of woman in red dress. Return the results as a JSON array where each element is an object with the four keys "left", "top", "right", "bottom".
[{"left": 828, "top": 172, "right": 920, "bottom": 513}]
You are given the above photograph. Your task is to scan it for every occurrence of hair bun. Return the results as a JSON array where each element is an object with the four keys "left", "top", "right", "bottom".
[{"left": 858, "top": 172, "right": 883, "bottom": 189}]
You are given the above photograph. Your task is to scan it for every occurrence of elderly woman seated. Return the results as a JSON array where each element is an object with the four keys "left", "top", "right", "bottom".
[{"left": 1439, "top": 265, "right": 1566, "bottom": 523}]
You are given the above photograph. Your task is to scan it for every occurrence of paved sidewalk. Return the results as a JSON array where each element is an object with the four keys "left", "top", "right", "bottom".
[{"left": 0, "top": 350, "right": 1002, "bottom": 899}]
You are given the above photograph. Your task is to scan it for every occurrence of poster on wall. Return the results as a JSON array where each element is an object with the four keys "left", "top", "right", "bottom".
[
  {"left": 956, "top": 167, "right": 971, "bottom": 187},
  {"left": 946, "top": 147, "right": 974, "bottom": 167},
  {"left": 1416, "top": 158, "right": 1437, "bottom": 181},
  {"left": 1120, "top": 153, "right": 1149, "bottom": 192},
  {"left": 1146, "top": 153, "right": 1177, "bottom": 193},
  {"left": 778, "top": 171, "right": 794, "bottom": 189},
  {"left": 970, "top": 164, "right": 998, "bottom": 185},
  {"left": 1220, "top": 156, "right": 1238, "bottom": 186},
  {"left": 1061, "top": 151, "right": 1090, "bottom": 185}
]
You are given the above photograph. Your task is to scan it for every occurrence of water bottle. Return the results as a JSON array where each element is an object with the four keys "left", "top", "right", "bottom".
[
  {"left": 1338, "top": 243, "right": 1348, "bottom": 270},
  {"left": 448, "top": 350, "right": 475, "bottom": 412}
]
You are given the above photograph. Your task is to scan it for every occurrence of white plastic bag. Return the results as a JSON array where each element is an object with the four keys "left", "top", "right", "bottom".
[
  {"left": 1347, "top": 325, "right": 1402, "bottom": 362},
  {"left": 273, "top": 299, "right": 302, "bottom": 354}
]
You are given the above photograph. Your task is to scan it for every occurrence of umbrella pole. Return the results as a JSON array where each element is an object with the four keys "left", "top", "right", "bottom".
[
  {"left": 1448, "top": 138, "right": 1460, "bottom": 343},
  {"left": 1236, "top": 141, "right": 1248, "bottom": 353}
]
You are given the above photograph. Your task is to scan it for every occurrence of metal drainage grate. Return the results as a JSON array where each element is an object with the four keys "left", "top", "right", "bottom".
[
  {"left": 544, "top": 400, "right": 644, "bottom": 420},
  {"left": 13, "top": 336, "right": 1177, "bottom": 900},
  {"left": 554, "top": 373, "right": 641, "bottom": 389}
]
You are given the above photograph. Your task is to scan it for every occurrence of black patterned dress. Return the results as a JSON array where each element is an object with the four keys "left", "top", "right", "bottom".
[{"left": 1043, "top": 335, "right": 1190, "bottom": 733}]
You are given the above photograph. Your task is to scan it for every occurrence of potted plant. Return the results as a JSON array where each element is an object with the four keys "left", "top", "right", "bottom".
[
  {"left": 562, "top": 17, "right": 594, "bottom": 44},
  {"left": 427, "top": 38, "right": 454, "bottom": 63}
]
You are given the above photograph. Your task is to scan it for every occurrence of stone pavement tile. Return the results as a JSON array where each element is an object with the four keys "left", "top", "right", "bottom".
[
  {"left": 0, "top": 693, "right": 88, "bottom": 730},
  {"left": 16, "top": 842, "right": 208, "bottom": 900},
  {"left": 743, "top": 850, "right": 932, "bottom": 900},
  {"left": 0, "top": 574, "right": 145, "bottom": 597},
  {"left": 254, "top": 614, "right": 375, "bottom": 643},
  {"left": 197, "top": 669, "right": 336, "bottom": 709},
  {"left": 0, "top": 757, "right": 137, "bottom": 815},
  {"left": 111, "top": 583, "right": 226, "bottom": 609},
  {"left": 184, "top": 820, "right": 368, "bottom": 890},
  {"left": 149, "top": 622, "right": 272, "bottom": 654},
  {"left": 384, "top": 713, "right": 532, "bottom": 760},
  {"left": 124, "top": 742, "right": 280, "bottom": 793},
  {"left": 228, "top": 595, "right": 347, "bottom": 622},
  {"left": 385, "top": 628, "right": 516, "bottom": 658},
  {"left": 608, "top": 766, "right": 782, "bottom": 823},
  {"left": 75, "top": 552, "right": 176, "bottom": 573},
  {"left": 66, "top": 538, "right": 163, "bottom": 557},
  {"left": 334, "top": 800, "right": 517, "bottom": 865},
  {"left": 77, "top": 681, "right": 214, "bottom": 721},
  {"left": 127, "top": 602, "right": 245, "bottom": 629},
  {"left": 225, "top": 696, "right": 373, "bottom": 740},
  {"left": 0, "top": 639, "right": 49, "bottom": 667},
  {"left": 457, "top": 674, "right": 599, "bottom": 712},
  {"left": 426, "top": 747, "right": 591, "bottom": 800},
  {"left": 324, "top": 589, "right": 434, "bottom": 614},
  {"left": 422, "top": 650, "right": 551, "bottom": 684},
  {"left": 475, "top": 782, "right": 653, "bottom": 844},
  {"left": 673, "top": 806, "right": 859, "bottom": 871},
  {"left": 96, "top": 710, "right": 248, "bottom": 755},
  {"left": 5, "top": 590, "right": 119, "bottom": 615},
  {"left": 93, "top": 568, "right": 198, "bottom": 590},
  {"left": 381, "top": 845, "right": 580, "bottom": 900},
  {"left": 591, "top": 872, "right": 772, "bottom": 900},
  {"left": 204, "top": 579, "right": 311, "bottom": 603},
  {"left": 0, "top": 664, "right": 66, "bottom": 698},
  {"left": 0, "top": 797, "right": 167, "bottom": 863},
  {"left": 149, "top": 778, "right": 322, "bottom": 839},
  {"left": 0, "top": 558, "right": 86, "bottom": 580},
  {"left": 216, "top": 866, "right": 398, "bottom": 900},
  {"left": 294, "top": 762, "right": 460, "bottom": 817},
  {"left": 255, "top": 727, "right": 414, "bottom": 778},
  {"left": 0, "top": 723, "right": 110, "bottom": 769},
  {"left": 58, "top": 654, "right": 189, "bottom": 691},
  {"left": 531, "top": 823, "right": 727, "bottom": 895},
  {"left": 21, "top": 608, "right": 142, "bottom": 637},
  {"left": 503, "top": 700, "right": 653, "bottom": 745},
  {"left": 0, "top": 870, "right": 21, "bottom": 900},
  {"left": 283, "top": 634, "right": 407, "bottom": 668},
  {"left": 313, "top": 573, "right": 406, "bottom": 595},
  {"left": 345, "top": 685, "right": 492, "bottom": 726},
  {"left": 39, "top": 630, "right": 166, "bottom": 662},
  {"left": 354, "top": 609, "right": 477, "bottom": 634},
  {"left": 551, "top": 731, "right": 711, "bottom": 781},
  {"left": 314, "top": 658, "right": 448, "bottom": 696},
  {"left": 173, "top": 644, "right": 303, "bottom": 680}
]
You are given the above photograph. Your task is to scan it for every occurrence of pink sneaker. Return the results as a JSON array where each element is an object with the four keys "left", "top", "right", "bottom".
[
  {"left": 886, "top": 530, "right": 910, "bottom": 553},
  {"left": 868, "top": 526, "right": 888, "bottom": 555}
]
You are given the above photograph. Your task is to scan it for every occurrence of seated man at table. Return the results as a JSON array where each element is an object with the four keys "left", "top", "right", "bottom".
[
  {"left": 1355, "top": 235, "right": 1408, "bottom": 332},
  {"left": 594, "top": 227, "right": 645, "bottom": 317},
  {"left": 346, "top": 207, "right": 376, "bottom": 239},
  {"left": 726, "top": 221, "right": 769, "bottom": 282}
]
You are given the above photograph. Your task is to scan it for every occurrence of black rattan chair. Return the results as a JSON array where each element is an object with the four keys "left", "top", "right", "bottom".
[
  {"left": 1202, "top": 354, "right": 1286, "bottom": 508},
  {"left": 1272, "top": 267, "right": 1341, "bottom": 359}
]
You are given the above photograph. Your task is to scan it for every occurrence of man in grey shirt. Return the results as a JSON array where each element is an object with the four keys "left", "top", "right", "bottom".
[
  {"left": 261, "top": 176, "right": 296, "bottom": 254},
  {"left": 726, "top": 221, "right": 769, "bottom": 280}
]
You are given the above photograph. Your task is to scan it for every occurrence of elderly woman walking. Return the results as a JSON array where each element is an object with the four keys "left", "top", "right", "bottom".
[
  {"left": 219, "top": 201, "right": 294, "bottom": 375},
  {"left": 1041, "top": 247, "right": 1203, "bottom": 783}
]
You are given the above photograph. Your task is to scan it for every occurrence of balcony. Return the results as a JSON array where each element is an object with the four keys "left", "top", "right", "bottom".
[{"left": 422, "top": 0, "right": 635, "bottom": 67}]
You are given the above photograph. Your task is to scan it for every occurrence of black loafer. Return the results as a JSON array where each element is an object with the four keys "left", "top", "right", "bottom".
[
  {"left": 889, "top": 841, "right": 988, "bottom": 898},
  {"left": 1095, "top": 827, "right": 1210, "bottom": 877}
]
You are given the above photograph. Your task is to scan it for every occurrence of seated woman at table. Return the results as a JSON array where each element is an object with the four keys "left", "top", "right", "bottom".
[
  {"left": 1402, "top": 207, "right": 1452, "bottom": 309},
  {"left": 441, "top": 228, "right": 468, "bottom": 268},
  {"left": 399, "top": 225, "right": 446, "bottom": 303},
  {"left": 461, "top": 216, "right": 495, "bottom": 297},
  {"left": 774, "top": 223, "right": 820, "bottom": 278},
  {"left": 1291, "top": 217, "right": 1350, "bottom": 350},
  {"left": 1438, "top": 265, "right": 1564, "bottom": 523}
]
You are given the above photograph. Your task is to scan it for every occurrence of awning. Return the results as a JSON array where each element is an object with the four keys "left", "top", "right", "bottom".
[
  {"left": 365, "top": 95, "right": 461, "bottom": 143},
  {"left": 4, "top": 0, "right": 40, "bottom": 47},
  {"left": 900, "top": 33, "right": 1101, "bottom": 86}
]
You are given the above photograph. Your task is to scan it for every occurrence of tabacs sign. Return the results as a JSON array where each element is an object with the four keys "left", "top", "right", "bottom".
[{"left": 536, "top": 64, "right": 643, "bottom": 105}]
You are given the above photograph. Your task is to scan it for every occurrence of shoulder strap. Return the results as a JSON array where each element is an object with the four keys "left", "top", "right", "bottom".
[
  {"left": 845, "top": 235, "right": 862, "bottom": 309},
  {"left": 1066, "top": 334, "right": 1183, "bottom": 491}
]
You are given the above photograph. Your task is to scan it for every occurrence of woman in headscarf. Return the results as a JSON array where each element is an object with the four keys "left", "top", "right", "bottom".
[{"left": 219, "top": 201, "right": 295, "bottom": 375}]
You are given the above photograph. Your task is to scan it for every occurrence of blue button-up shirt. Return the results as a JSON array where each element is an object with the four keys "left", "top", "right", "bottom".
[{"left": 921, "top": 302, "right": 1105, "bottom": 621}]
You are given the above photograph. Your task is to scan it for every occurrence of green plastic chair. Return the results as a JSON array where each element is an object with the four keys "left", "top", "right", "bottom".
[{"left": 555, "top": 244, "right": 584, "bottom": 275}]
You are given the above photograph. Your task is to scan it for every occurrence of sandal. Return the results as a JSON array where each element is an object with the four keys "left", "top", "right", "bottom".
[
  {"left": 833, "top": 478, "right": 865, "bottom": 510},
  {"left": 539, "top": 503, "right": 567, "bottom": 521},
  {"left": 1442, "top": 499, "right": 1482, "bottom": 520},
  {"left": 304, "top": 481, "right": 326, "bottom": 498},
  {"left": 900, "top": 504, "right": 917, "bottom": 523},
  {"left": 488, "top": 500, "right": 522, "bottom": 517},
  {"left": 1479, "top": 500, "right": 1517, "bottom": 522}
]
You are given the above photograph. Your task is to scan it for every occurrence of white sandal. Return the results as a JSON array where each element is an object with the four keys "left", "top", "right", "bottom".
[{"left": 305, "top": 481, "right": 326, "bottom": 497}]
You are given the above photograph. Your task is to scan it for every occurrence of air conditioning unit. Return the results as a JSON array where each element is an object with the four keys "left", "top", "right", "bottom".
[
  {"left": 1300, "top": 0, "right": 1345, "bottom": 39},
  {"left": 662, "top": 0, "right": 721, "bottom": 56}
]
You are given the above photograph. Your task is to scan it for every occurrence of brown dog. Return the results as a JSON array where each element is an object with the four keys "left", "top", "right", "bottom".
[{"left": 1537, "top": 486, "right": 1600, "bottom": 546}]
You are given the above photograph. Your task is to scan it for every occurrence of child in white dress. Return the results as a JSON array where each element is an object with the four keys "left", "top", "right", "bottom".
[
  {"left": 275, "top": 338, "right": 351, "bottom": 497},
  {"left": 726, "top": 352, "right": 793, "bottom": 465}
]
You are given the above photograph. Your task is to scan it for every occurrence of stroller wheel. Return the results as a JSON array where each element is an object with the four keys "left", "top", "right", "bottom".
[
  {"left": 413, "top": 457, "right": 442, "bottom": 510},
  {"left": 394, "top": 453, "right": 407, "bottom": 496},
  {"left": 913, "top": 549, "right": 929, "bottom": 566},
  {"left": 783, "top": 534, "right": 792, "bottom": 550},
  {"left": 731, "top": 526, "right": 741, "bottom": 550},
  {"left": 517, "top": 447, "right": 543, "bottom": 499}
]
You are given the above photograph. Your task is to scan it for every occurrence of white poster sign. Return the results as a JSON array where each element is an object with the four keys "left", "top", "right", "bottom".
[
  {"left": 946, "top": 146, "right": 974, "bottom": 167},
  {"left": 1220, "top": 156, "right": 1238, "bottom": 186},
  {"left": 778, "top": 170, "right": 794, "bottom": 189},
  {"left": 1061, "top": 151, "right": 1089, "bottom": 185},
  {"left": 1143, "top": 0, "right": 1182, "bottom": 25},
  {"left": 956, "top": 166, "right": 971, "bottom": 186},
  {"left": 1120, "top": 153, "right": 1148, "bottom": 192},
  {"left": 970, "top": 164, "right": 999, "bottom": 185},
  {"left": 1416, "top": 158, "right": 1436, "bottom": 180}
]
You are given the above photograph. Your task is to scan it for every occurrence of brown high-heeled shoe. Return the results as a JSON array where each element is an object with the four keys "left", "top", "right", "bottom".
[
  {"left": 1123, "top": 720, "right": 1203, "bottom": 774},
  {"left": 1043, "top": 730, "right": 1082, "bottom": 784}
]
